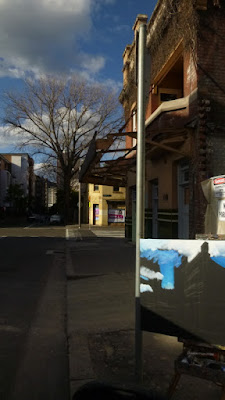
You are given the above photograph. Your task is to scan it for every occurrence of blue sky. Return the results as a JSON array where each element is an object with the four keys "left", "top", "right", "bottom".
[{"left": 0, "top": 0, "right": 158, "bottom": 162}]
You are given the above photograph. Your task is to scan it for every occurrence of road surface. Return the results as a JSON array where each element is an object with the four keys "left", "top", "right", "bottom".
[{"left": 0, "top": 227, "right": 69, "bottom": 400}]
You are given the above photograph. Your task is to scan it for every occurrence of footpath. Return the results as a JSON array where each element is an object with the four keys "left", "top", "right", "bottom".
[{"left": 65, "top": 225, "right": 221, "bottom": 400}]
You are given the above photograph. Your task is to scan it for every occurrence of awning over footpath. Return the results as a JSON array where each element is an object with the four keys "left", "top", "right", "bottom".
[{"left": 79, "top": 132, "right": 136, "bottom": 187}]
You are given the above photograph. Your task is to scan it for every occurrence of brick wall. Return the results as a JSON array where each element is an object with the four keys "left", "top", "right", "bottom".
[
  {"left": 197, "top": 3, "right": 225, "bottom": 178},
  {"left": 189, "top": 2, "right": 225, "bottom": 235}
]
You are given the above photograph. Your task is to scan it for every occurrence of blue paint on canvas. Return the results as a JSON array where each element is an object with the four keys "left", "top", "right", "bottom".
[
  {"left": 211, "top": 256, "right": 225, "bottom": 268},
  {"left": 141, "top": 248, "right": 182, "bottom": 289},
  {"left": 140, "top": 239, "right": 225, "bottom": 291}
]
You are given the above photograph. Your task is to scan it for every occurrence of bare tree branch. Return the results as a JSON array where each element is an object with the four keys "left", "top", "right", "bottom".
[{"left": 2, "top": 75, "right": 124, "bottom": 222}]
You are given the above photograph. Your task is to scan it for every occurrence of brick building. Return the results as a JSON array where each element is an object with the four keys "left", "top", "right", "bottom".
[
  {"left": 119, "top": 0, "right": 225, "bottom": 239},
  {"left": 80, "top": 0, "right": 225, "bottom": 240}
]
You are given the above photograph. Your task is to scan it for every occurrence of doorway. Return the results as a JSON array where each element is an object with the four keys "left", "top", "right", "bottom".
[{"left": 93, "top": 204, "right": 99, "bottom": 225}]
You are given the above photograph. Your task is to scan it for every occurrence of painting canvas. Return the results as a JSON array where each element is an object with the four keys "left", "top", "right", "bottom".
[{"left": 140, "top": 239, "right": 225, "bottom": 346}]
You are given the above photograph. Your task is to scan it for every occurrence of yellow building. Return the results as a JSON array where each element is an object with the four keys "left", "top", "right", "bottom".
[{"left": 88, "top": 184, "right": 126, "bottom": 226}]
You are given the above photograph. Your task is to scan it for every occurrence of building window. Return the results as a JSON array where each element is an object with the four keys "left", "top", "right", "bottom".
[
  {"left": 113, "top": 186, "right": 119, "bottom": 192},
  {"left": 94, "top": 184, "right": 99, "bottom": 191},
  {"left": 160, "top": 93, "right": 177, "bottom": 102}
]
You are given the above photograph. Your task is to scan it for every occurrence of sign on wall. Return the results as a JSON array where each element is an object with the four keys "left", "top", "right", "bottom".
[
  {"left": 95, "top": 207, "right": 99, "bottom": 221},
  {"left": 202, "top": 175, "right": 225, "bottom": 234},
  {"left": 213, "top": 176, "right": 225, "bottom": 198},
  {"left": 108, "top": 209, "right": 125, "bottom": 223},
  {"left": 140, "top": 239, "right": 225, "bottom": 346}
]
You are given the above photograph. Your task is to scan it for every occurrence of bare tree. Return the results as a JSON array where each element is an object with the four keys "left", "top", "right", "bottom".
[{"left": 2, "top": 76, "right": 122, "bottom": 222}]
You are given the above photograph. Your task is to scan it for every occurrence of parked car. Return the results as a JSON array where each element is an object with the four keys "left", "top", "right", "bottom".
[
  {"left": 27, "top": 213, "right": 40, "bottom": 222},
  {"left": 49, "top": 214, "right": 62, "bottom": 224}
]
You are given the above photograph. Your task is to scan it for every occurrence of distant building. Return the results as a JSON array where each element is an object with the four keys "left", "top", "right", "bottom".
[
  {"left": 88, "top": 184, "right": 126, "bottom": 226},
  {"left": 0, "top": 153, "right": 34, "bottom": 209},
  {"left": 34, "top": 175, "right": 57, "bottom": 212},
  {"left": 0, "top": 154, "right": 11, "bottom": 207},
  {"left": 47, "top": 182, "right": 57, "bottom": 208},
  {"left": 3, "top": 153, "right": 35, "bottom": 200}
]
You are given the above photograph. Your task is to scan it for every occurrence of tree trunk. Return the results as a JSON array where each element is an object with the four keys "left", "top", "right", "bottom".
[{"left": 63, "top": 174, "right": 71, "bottom": 225}]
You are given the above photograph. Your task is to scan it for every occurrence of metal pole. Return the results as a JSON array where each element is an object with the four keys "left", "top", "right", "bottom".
[
  {"left": 135, "top": 23, "right": 146, "bottom": 381},
  {"left": 78, "top": 180, "right": 81, "bottom": 229}
]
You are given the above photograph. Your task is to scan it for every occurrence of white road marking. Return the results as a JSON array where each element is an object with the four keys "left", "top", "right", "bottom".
[
  {"left": 66, "top": 228, "right": 69, "bottom": 240},
  {"left": 91, "top": 230, "right": 125, "bottom": 238}
]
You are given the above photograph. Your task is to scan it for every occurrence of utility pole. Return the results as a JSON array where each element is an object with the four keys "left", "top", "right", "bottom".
[
  {"left": 78, "top": 181, "right": 81, "bottom": 229},
  {"left": 135, "top": 22, "right": 146, "bottom": 381},
  {"left": 78, "top": 166, "right": 81, "bottom": 229}
]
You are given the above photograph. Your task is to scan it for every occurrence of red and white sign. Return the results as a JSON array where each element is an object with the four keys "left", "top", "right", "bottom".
[
  {"left": 108, "top": 209, "right": 125, "bottom": 223},
  {"left": 213, "top": 176, "right": 225, "bottom": 198},
  {"left": 214, "top": 177, "right": 225, "bottom": 186}
]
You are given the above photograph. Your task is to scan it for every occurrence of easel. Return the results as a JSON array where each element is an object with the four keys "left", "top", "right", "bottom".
[{"left": 168, "top": 339, "right": 225, "bottom": 399}]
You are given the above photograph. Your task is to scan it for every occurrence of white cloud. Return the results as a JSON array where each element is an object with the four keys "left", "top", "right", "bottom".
[
  {"left": 0, "top": 0, "right": 109, "bottom": 78},
  {"left": 79, "top": 54, "right": 106, "bottom": 75},
  {"left": 140, "top": 284, "right": 153, "bottom": 294},
  {"left": 140, "top": 239, "right": 225, "bottom": 264},
  {"left": 208, "top": 241, "right": 225, "bottom": 258},
  {"left": 140, "top": 239, "right": 203, "bottom": 263},
  {"left": 33, "top": 162, "right": 46, "bottom": 171},
  {"left": 140, "top": 266, "right": 163, "bottom": 281},
  {"left": 0, "top": 126, "right": 21, "bottom": 149}
]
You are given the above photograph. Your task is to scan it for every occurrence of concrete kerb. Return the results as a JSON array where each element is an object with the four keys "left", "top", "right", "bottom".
[{"left": 65, "top": 226, "right": 102, "bottom": 280}]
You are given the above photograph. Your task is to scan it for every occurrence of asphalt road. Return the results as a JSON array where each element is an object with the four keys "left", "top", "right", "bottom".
[{"left": 0, "top": 227, "right": 69, "bottom": 400}]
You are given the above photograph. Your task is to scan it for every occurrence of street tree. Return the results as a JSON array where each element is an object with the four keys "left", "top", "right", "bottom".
[
  {"left": 3, "top": 76, "right": 122, "bottom": 222},
  {"left": 5, "top": 183, "right": 28, "bottom": 215}
]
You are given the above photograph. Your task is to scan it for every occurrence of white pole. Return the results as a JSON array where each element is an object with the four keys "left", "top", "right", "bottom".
[{"left": 135, "top": 23, "right": 146, "bottom": 381}]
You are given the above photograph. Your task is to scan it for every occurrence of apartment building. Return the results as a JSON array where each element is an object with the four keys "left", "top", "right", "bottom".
[
  {"left": 3, "top": 153, "right": 35, "bottom": 199},
  {"left": 0, "top": 154, "right": 11, "bottom": 207}
]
